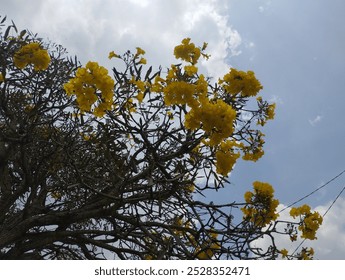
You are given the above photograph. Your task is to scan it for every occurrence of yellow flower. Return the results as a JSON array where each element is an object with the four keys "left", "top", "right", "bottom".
[
  {"left": 280, "top": 249, "right": 289, "bottom": 258},
  {"left": 135, "top": 47, "right": 146, "bottom": 56},
  {"left": 64, "top": 61, "right": 114, "bottom": 116},
  {"left": 184, "top": 65, "right": 198, "bottom": 76},
  {"left": 108, "top": 51, "right": 120, "bottom": 59},
  {"left": 163, "top": 81, "right": 197, "bottom": 107},
  {"left": 167, "top": 111, "right": 174, "bottom": 120},
  {"left": 13, "top": 42, "right": 51, "bottom": 71},
  {"left": 290, "top": 234, "right": 297, "bottom": 242},
  {"left": 138, "top": 57, "right": 147, "bottom": 64},
  {"left": 174, "top": 38, "right": 201, "bottom": 65},
  {"left": 266, "top": 103, "right": 276, "bottom": 120},
  {"left": 125, "top": 98, "right": 136, "bottom": 113},
  {"left": 290, "top": 205, "right": 323, "bottom": 240},
  {"left": 220, "top": 68, "right": 263, "bottom": 97},
  {"left": 136, "top": 91, "right": 144, "bottom": 103},
  {"left": 0, "top": 73, "right": 4, "bottom": 82},
  {"left": 184, "top": 184, "right": 195, "bottom": 194},
  {"left": 186, "top": 98, "right": 236, "bottom": 146},
  {"left": 241, "top": 181, "right": 279, "bottom": 226},
  {"left": 151, "top": 75, "right": 165, "bottom": 92},
  {"left": 242, "top": 132, "right": 265, "bottom": 162},
  {"left": 299, "top": 247, "right": 315, "bottom": 260},
  {"left": 51, "top": 191, "right": 62, "bottom": 200},
  {"left": 215, "top": 140, "right": 241, "bottom": 176},
  {"left": 244, "top": 191, "right": 253, "bottom": 203}
]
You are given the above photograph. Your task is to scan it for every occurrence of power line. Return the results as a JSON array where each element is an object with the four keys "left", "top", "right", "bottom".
[
  {"left": 290, "top": 183, "right": 345, "bottom": 257},
  {"left": 279, "top": 168, "right": 345, "bottom": 214},
  {"left": 322, "top": 185, "right": 345, "bottom": 218},
  {"left": 274, "top": 168, "right": 345, "bottom": 257}
]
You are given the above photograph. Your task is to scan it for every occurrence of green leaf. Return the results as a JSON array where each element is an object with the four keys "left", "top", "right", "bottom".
[
  {"left": 4, "top": 25, "right": 12, "bottom": 40},
  {"left": 1, "top": 16, "right": 7, "bottom": 24}
]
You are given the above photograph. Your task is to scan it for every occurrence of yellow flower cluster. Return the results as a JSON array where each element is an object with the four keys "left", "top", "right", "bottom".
[
  {"left": 153, "top": 40, "right": 238, "bottom": 150},
  {"left": 108, "top": 50, "right": 120, "bottom": 59},
  {"left": 163, "top": 81, "right": 198, "bottom": 107},
  {"left": 184, "top": 65, "right": 198, "bottom": 76},
  {"left": 280, "top": 248, "right": 289, "bottom": 259},
  {"left": 135, "top": 47, "right": 146, "bottom": 64},
  {"left": 130, "top": 77, "right": 149, "bottom": 103},
  {"left": 104, "top": 38, "right": 271, "bottom": 177},
  {"left": 298, "top": 247, "right": 315, "bottom": 260},
  {"left": 13, "top": 42, "right": 51, "bottom": 71},
  {"left": 215, "top": 140, "right": 241, "bottom": 176},
  {"left": 241, "top": 132, "right": 265, "bottom": 162},
  {"left": 186, "top": 98, "right": 237, "bottom": 146},
  {"left": 290, "top": 204, "right": 323, "bottom": 240},
  {"left": 154, "top": 38, "right": 270, "bottom": 176},
  {"left": 241, "top": 181, "right": 279, "bottom": 226},
  {"left": 220, "top": 68, "right": 263, "bottom": 97},
  {"left": 64, "top": 61, "right": 115, "bottom": 117},
  {"left": 174, "top": 38, "right": 201, "bottom": 65},
  {"left": 256, "top": 96, "right": 276, "bottom": 126}
]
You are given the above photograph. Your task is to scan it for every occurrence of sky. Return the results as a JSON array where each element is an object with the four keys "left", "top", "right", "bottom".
[{"left": 1, "top": 0, "right": 345, "bottom": 259}]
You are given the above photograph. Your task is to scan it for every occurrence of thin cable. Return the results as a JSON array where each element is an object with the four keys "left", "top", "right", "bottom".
[
  {"left": 291, "top": 184, "right": 345, "bottom": 257},
  {"left": 279, "top": 168, "right": 345, "bottom": 213},
  {"left": 321, "top": 185, "right": 345, "bottom": 218}
]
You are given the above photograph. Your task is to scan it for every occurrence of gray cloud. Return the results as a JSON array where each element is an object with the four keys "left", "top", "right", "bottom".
[{"left": 1, "top": 0, "right": 241, "bottom": 78}]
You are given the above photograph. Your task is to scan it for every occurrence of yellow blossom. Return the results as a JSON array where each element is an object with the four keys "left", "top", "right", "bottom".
[
  {"left": 184, "top": 65, "right": 198, "bottom": 76},
  {"left": 51, "top": 191, "right": 62, "bottom": 200},
  {"left": 215, "top": 140, "right": 241, "bottom": 176},
  {"left": 185, "top": 98, "right": 236, "bottom": 146},
  {"left": 280, "top": 249, "right": 289, "bottom": 258},
  {"left": 298, "top": 247, "right": 315, "bottom": 260},
  {"left": 64, "top": 61, "right": 114, "bottom": 116},
  {"left": 290, "top": 205, "right": 323, "bottom": 240},
  {"left": 184, "top": 184, "right": 195, "bottom": 194},
  {"left": 174, "top": 38, "right": 201, "bottom": 65},
  {"left": 167, "top": 111, "right": 174, "bottom": 120},
  {"left": 241, "top": 181, "right": 279, "bottom": 226},
  {"left": 220, "top": 68, "right": 263, "bottom": 97},
  {"left": 138, "top": 57, "right": 147, "bottom": 64},
  {"left": 135, "top": 47, "right": 146, "bottom": 56},
  {"left": 266, "top": 103, "right": 276, "bottom": 120},
  {"left": 13, "top": 42, "right": 51, "bottom": 71},
  {"left": 125, "top": 98, "right": 136, "bottom": 113},
  {"left": 163, "top": 81, "right": 197, "bottom": 107},
  {"left": 136, "top": 91, "right": 144, "bottom": 103},
  {"left": 242, "top": 133, "right": 265, "bottom": 162},
  {"left": 108, "top": 51, "right": 120, "bottom": 59}
]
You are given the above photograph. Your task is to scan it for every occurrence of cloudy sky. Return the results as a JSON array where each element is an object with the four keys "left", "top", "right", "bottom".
[{"left": 1, "top": 0, "right": 345, "bottom": 259}]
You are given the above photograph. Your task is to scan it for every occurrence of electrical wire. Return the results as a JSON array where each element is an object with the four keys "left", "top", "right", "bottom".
[
  {"left": 278, "top": 168, "right": 345, "bottom": 214},
  {"left": 291, "top": 184, "right": 345, "bottom": 257},
  {"left": 269, "top": 168, "right": 345, "bottom": 257}
]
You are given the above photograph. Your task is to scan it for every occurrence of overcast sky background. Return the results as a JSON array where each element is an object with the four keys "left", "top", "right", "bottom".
[{"left": 1, "top": 0, "right": 345, "bottom": 259}]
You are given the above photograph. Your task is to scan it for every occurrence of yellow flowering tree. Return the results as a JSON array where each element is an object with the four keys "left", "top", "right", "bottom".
[{"left": 0, "top": 17, "right": 321, "bottom": 260}]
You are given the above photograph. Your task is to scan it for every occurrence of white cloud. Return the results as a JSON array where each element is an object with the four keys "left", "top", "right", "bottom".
[
  {"left": 253, "top": 198, "right": 345, "bottom": 259},
  {"left": 269, "top": 94, "right": 284, "bottom": 105},
  {"left": 258, "top": 0, "right": 272, "bottom": 13},
  {"left": 309, "top": 115, "right": 323, "bottom": 126},
  {"left": 2, "top": 0, "right": 242, "bottom": 79}
]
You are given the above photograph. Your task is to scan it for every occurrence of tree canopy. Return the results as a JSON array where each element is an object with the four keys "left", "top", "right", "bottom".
[{"left": 0, "top": 17, "right": 322, "bottom": 260}]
